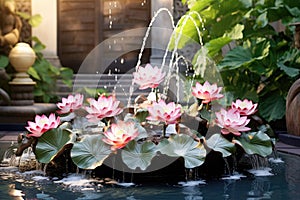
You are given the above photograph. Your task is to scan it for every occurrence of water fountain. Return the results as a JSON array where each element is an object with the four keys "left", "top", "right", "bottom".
[{"left": 0, "top": 6, "right": 299, "bottom": 200}]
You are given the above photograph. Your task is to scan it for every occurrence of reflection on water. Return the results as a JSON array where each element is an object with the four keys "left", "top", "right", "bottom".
[{"left": 0, "top": 152, "right": 299, "bottom": 200}]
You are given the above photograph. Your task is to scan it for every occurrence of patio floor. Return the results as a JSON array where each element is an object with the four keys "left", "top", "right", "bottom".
[{"left": 1, "top": 131, "right": 300, "bottom": 156}]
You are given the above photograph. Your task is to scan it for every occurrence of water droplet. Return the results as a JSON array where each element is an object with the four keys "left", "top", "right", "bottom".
[{"left": 120, "top": 58, "right": 125, "bottom": 64}]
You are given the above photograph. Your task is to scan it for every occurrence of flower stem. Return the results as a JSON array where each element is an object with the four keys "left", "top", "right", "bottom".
[{"left": 162, "top": 123, "right": 167, "bottom": 138}]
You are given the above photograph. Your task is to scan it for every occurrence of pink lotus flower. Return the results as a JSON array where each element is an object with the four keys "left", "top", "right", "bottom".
[
  {"left": 133, "top": 63, "right": 165, "bottom": 90},
  {"left": 215, "top": 108, "right": 251, "bottom": 136},
  {"left": 102, "top": 121, "right": 139, "bottom": 150},
  {"left": 231, "top": 99, "right": 257, "bottom": 116},
  {"left": 26, "top": 113, "right": 60, "bottom": 137},
  {"left": 191, "top": 81, "right": 224, "bottom": 103},
  {"left": 85, "top": 95, "right": 123, "bottom": 122},
  {"left": 56, "top": 94, "right": 84, "bottom": 114},
  {"left": 147, "top": 100, "right": 181, "bottom": 125}
]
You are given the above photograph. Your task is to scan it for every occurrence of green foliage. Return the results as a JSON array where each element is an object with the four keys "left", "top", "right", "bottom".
[
  {"left": 0, "top": 55, "right": 9, "bottom": 69},
  {"left": 27, "top": 37, "right": 73, "bottom": 103},
  {"left": 0, "top": 14, "right": 73, "bottom": 103},
  {"left": 178, "top": 0, "right": 300, "bottom": 122},
  {"left": 17, "top": 12, "right": 42, "bottom": 27}
]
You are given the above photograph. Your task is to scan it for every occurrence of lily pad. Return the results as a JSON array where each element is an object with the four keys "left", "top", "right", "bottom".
[
  {"left": 71, "top": 135, "right": 112, "bottom": 169},
  {"left": 206, "top": 134, "right": 235, "bottom": 157},
  {"left": 159, "top": 134, "right": 206, "bottom": 169},
  {"left": 121, "top": 140, "right": 157, "bottom": 170},
  {"left": 234, "top": 131, "right": 273, "bottom": 157},
  {"left": 35, "top": 128, "right": 74, "bottom": 163}
]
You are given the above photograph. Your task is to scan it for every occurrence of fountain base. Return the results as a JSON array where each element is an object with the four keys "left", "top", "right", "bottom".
[{"left": 0, "top": 103, "right": 57, "bottom": 130}]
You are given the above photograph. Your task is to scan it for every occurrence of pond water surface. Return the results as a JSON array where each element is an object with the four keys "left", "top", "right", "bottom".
[{"left": 0, "top": 152, "right": 299, "bottom": 200}]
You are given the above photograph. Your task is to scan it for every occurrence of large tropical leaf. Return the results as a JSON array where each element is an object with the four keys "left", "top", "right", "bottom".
[
  {"left": 259, "top": 92, "right": 286, "bottom": 122},
  {"left": 218, "top": 40, "right": 270, "bottom": 70},
  {"left": 159, "top": 134, "right": 206, "bottom": 168},
  {"left": 121, "top": 140, "right": 157, "bottom": 171},
  {"left": 277, "top": 62, "right": 299, "bottom": 77},
  {"left": 234, "top": 131, "right": 273, "bottom": 157},
  {"left": 217, "top": 46, "right": 253, "bottom": 70},
  {"left": 204, "top": 36, "right": 232, "bottom": 57},
  {"left": 206, "top": 134, "right": 235, "bottom": 157},
  {"left": 35, "top": 128, "right": 74, "bottom": 163},
  {"left": 71, "top": 135, "right": 112, "bottom": 169}
]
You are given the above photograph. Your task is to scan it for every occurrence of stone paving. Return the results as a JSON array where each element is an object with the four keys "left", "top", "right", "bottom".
[{"left": 1, "top": 131, "right": 300, "bottom": 156}]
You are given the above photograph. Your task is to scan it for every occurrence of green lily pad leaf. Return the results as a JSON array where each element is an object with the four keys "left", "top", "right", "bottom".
[
  {"left": 159, "top": 134, "right": 206, "bottom": 168},
  {"left": 206, "top": 134, "right": 235, "bottom": 157},
  {"left": 71, "top": 135, "right": 111, "bottom": 169},
  {"left": 235, "top": 131, "right": 273, "bottom": 157},
  {"left": 121, "top": 140, "right": 157, "bottom": 171},
  {"left": 35, "top": 128, "right": 73, "bottom": 163}
]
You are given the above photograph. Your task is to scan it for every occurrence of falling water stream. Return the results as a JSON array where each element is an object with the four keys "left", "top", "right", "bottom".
[{"left": 127, "top": 8, "right": 207, "bottom": 107}]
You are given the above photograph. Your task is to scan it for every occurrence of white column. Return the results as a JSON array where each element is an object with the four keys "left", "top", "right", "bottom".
[{"left": 31, "top": 0, "right": 60, "bottom": 66}]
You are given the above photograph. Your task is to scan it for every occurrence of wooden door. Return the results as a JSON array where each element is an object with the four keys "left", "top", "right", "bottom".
[{"left": 58, "top": 0, "right": 151, "bottom": 73}]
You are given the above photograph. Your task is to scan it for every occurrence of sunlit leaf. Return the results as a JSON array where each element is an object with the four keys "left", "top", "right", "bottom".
[
  {"left": 224, "top": 24, "right": 244, "bottom": 40},
  {"left": 255, "top": 12, "right": 268, "bottom": 28},
  {"left": 27, "top": 67, "right": 41, "bottom": 80},
  {"left": 29, "top": 14, "right": 42, "bottom": 27},
  {"left": 71, "top": 135, "right": 112, "bottom": 169},
  {"left": 204, "top": 36, "right": 232, "bottom": 57}
]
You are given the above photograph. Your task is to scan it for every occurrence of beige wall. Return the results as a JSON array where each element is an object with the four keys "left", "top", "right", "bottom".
[{"left": 31, "top": 0, "right": 57, "bottom": 56}]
